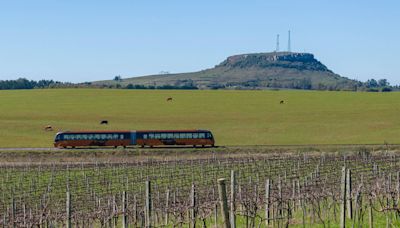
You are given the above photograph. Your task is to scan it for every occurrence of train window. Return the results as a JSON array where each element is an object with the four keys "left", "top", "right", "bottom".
[
  {"left": 199, "top": 133, "right": 205, "bottom": 138},
  {"left": 167, "top": 133, "right": 173, "bottom": 139},
  {"left": 88, "top": 134, "right": 94, "bottom": 140},
  {"left": 111, "top": 134, "right": 118, "bottom": 139},
  {"left": 174, "top": 133, "right": 180, "bottom": 139},
  {"left": 179, "top": 133, "right": 185, "bottom": 139},
  {"left": 186, "top": 133, "right": 192, "bottom": 139},
  {"left": 119, "top": 134, "right": 123, "bottom": 139},
  {"left": 69, "top": 135, "right": 75, "bottom": 140},
  {"left": 206, "top": 133, "right": 211, "bottom": 138},
  {"left": 81, "top": 134, "right": 88, "bottom": 140},
  {"left": 193, "top": 133, "right": 199, "bottom": 139},
  {"left": 161, "top": 133, "right": 167, "bottom": 139},
  {"left": 155, "top": 133, "right": 161, "bottom": 139},
  {"left": 149, "top": 133, "right": 154, "bottom": 139},
  {"left": 64, "top": 135, "right": 69, "bottom": 140},
  {"left": 143, "top": 134, "right": 148, "bottom": 139}
]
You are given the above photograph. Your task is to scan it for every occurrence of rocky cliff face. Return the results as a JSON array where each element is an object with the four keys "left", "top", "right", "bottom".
[{"left": 218, "top": 52, "right": 331, "bottom": 72}]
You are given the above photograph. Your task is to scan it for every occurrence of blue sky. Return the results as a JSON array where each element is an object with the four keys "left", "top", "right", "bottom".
[{"left": 0, "top": 1, "right": 399, "bottom": 84}]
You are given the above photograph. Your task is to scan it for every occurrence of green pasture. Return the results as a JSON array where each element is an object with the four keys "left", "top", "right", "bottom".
[{"left": 0, "top": 89, "right": 399, "bottom": 147}]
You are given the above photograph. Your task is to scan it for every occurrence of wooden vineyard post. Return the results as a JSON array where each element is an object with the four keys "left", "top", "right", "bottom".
[
  {"left": 278, "top": 176, "right": 283, "bottom": 223},
  {"left": 230, "top": 170, "right": 236, "bottom": 228},
  {"left": 66, "top": 191, "right": 71, "bottom": 228},
  {"left": 190, "top": 183, "right": 196, "bottom": 228},
  {"left": 12, "top": 196, "right": 16, "bottom": 228},
  {"left": 122, "top": 191, "right": 127, "bottom": 228},
  {"left": 145, "top": 180, "right": 152, "bottom": 228},
  {"left": 165, "top": 189, "right": 170, "bottom": 226},
  {"left": 346, "top": 169, "right": 352, "bottom": 219},
  {"left": 214, "top": 202, "right": 218, "bottom": 228},
  {"left": 265, "top": 179, "right": 271, "bottom": 227},
  {"left": 397, "top": 172, "right": 400, "bottom": 207},
  {"left": 218, "top": 178, "right": 231, "bottom": 228},
  {"left": 369, "top": 198, "right": 373, "bottom": 228},
  {"left": 340, "top": 167, "right": 346, "bottom": 228}
]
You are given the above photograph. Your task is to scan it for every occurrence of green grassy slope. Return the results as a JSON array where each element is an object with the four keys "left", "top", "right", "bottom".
[{"left": 0, "top": 89, "right": 399, "bottom": 147}]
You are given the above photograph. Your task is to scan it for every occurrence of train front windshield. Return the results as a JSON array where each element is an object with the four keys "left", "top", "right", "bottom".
[{"left": 54, "top": 134, "right": 62, "bottom": 142}]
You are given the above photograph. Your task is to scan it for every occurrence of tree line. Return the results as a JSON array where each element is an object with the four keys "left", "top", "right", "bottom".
[
  {"left": 0, "top": 78, "right": 74, "bottom": 90},
  {"left": 0, "top": 77, "right": 397, "bottom": 91}
]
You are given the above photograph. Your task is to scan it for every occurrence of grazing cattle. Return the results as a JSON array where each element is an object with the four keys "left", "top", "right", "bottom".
[
  {"left": 100, "top": 120, "right": 108, "bottom": 125},
  {"left": 44, "top": 125, "right": 53, "bottom": 131},
  {"left": 280, "top": 100, "right": 284, "bottom": 104},
  {"left": 166, "top": 97, "right": 173, "bottom": 102}
]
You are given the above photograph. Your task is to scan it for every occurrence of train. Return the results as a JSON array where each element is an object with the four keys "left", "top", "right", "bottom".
[{"left": 54, "top": 129, "right": 215, "bottom": 148}]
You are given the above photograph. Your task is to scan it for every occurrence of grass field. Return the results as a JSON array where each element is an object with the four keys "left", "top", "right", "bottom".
[{"left": 0, "top": 89, "right": 399, "bottom": 147}]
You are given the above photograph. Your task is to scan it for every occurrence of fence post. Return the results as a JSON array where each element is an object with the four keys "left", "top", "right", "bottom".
[
  {"left": 230, "top": 170, "right": 236, "bottom": 228},
  {"left": 218, "top": 178, "right": 231, "bottom": 228},
  {"left": 340, "top": 167, "right": 346, "bottom": 228},
  {"left": 66, "top": 191, "right": 71, "bottom": 228},
  {"left": 145, "top": 180, "right": 151, "bottom": 228}
]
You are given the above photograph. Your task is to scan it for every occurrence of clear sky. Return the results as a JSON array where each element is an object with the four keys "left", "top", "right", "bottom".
[{"left": 0, "top": 1, "right": 399, "bottom": 84}]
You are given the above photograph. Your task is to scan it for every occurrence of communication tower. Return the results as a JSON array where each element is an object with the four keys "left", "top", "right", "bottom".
[{"left": 276, "top": 34, "right": 280, "bottom": 52}]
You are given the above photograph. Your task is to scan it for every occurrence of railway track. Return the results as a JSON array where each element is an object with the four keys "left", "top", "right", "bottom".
[{"left": 0, "top": 143, "right": 398, "bottom": 152}]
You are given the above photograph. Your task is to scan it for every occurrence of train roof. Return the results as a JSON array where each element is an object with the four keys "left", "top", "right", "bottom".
[
  {"left": 56, "top": 130, "right": 131, "bottom": 134},
  {"left": 56, "top": 129, "right": 211, "bottom": 134},
  {"left": 136, "top": 129, "right": 211, "bottom": 133}
]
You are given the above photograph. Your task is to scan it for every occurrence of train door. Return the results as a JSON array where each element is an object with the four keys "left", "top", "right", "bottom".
[{"left": 130, "top": 131, "right": 137, "bottom": 145}]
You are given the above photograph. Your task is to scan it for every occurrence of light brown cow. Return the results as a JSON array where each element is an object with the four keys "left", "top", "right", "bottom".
[{"left": 44, "top": 125, "right": 53, "bottom": 131}]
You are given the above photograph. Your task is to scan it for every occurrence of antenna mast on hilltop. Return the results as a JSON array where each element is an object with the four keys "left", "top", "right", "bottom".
[
  {"left": 288, "top": 30, "right": 291, "bottom": 52},
  {"left": 276, "top": 34, "right": 280, "bottom": 52}
]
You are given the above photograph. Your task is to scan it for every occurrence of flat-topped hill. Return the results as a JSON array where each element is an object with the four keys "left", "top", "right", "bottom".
[{"left": 94, "top": 52, "right": 360, "bottom": 90}]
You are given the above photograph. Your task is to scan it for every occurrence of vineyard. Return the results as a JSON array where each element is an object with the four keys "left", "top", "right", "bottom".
[{"left": 1, "top": 149, "right": 400, "bottom": 227}]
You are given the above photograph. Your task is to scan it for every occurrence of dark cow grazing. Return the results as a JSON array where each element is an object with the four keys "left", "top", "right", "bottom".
[
  {"left": 44, "top": 125, "right": 53, "bottom": 131},
  {"left": 100, "top": 120, "right": 108, "bottom": 125},
  {"left": 166, "top": 97, "right": 173, "bottom": 102},
  {"left": 280, "top": 100, "right": 284, "bottom": 104}
]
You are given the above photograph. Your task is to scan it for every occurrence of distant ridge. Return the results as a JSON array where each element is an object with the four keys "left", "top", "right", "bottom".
[{"left": 94, "top": 52, "right": 360, "bottom": 90}]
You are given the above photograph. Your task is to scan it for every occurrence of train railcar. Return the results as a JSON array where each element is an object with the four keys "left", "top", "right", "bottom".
[
  {"left": 54, "top": 130, "right": 214, "bottom": 148},
  {"left": 136, "top": 130, "right": 214, "bottom": 147}
]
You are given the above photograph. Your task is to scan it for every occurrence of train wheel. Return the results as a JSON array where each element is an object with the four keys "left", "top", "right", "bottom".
[{"left": 202, "top": 145, "right": 205, "bottom": 148}]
